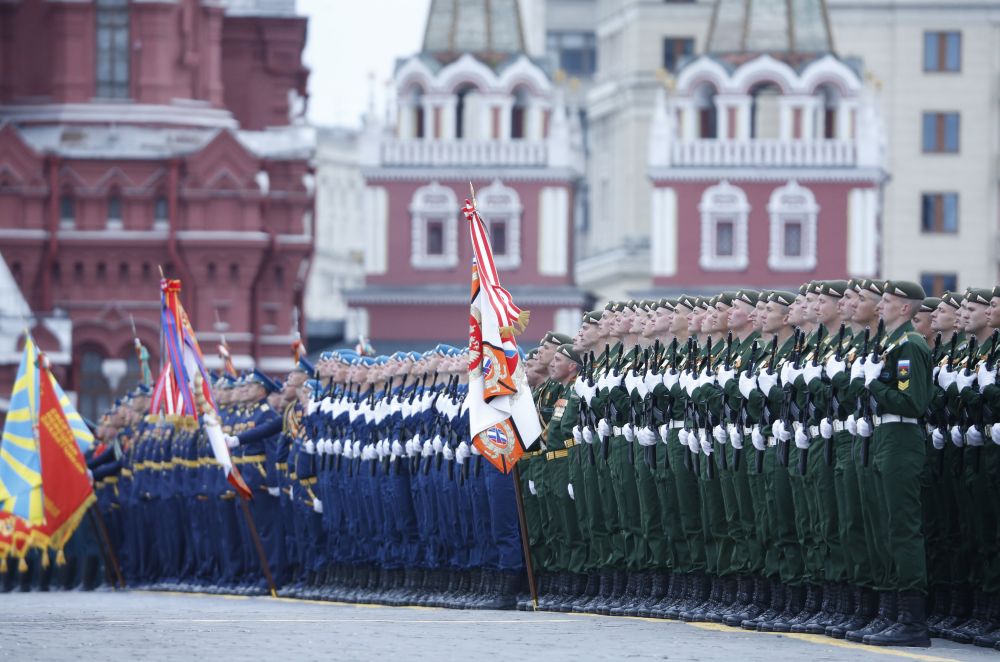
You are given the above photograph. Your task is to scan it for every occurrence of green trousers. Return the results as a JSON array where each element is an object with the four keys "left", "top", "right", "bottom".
[
  {"left": 568, "top": 443, "right": 614, "bottom": 571},
  {"left": 832, "top": 431, "right": 871, "bottom": 587},
  {"left": 697, "top": 440, "right": 729, "bottom": 576},
  {"left": 764, "top": 444, "right": 805, "bottom": 585},
  {"left": 607, "top": 437, "right": 645, "bottom": 570},
  {"left": 595, "top": 439, "right": 626, "bottom": 568},
  {"left": 667, "top": 430, "right": 705, "bottom": 573}
]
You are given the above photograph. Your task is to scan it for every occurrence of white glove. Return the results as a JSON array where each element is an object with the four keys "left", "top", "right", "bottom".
[
  {"left": 698, "top": 369, "right": 715, "bottom": 388},
  {"left": 567, "top": 483, "right": 575, "bottom": 500},
  {"left": 825, "top": 356, "right": 846, "bottom": 379},
  {"left": 856, "top": 418, "right": 872, "bottom": 438},
  {"left": 716, "top": 367, "right": 736, "bottom": 388},
  {"left": 727, "top": 424, "right": 743, "bottom": 450},
  {"left": 313, "top": 498, "right": 323, "bottom": 514},
  {"left": 307, "top": 399, "right": 320, "bottom": 416},
  {"left": 604, "top": 372, "right": 623, "bottom": 390},
  {"left": 662, "top": 370, "right": 680, "bottom": 390},
  {"left": 780, "top": 361, "right": 802, "bottom": 387},
  {"left": 456, "top": 441, "right": 471, "bottom": 463},
  {"left": 637, "top": 426, "right": 657, "bottom": 447},
  {"left": 528, "top": 479, "right": 537, "bottom": 496},
  {"left": 938, "top": 367, "right": 958, "bottom": 390},
  {"left": 658, "top": 424, "right": 667, "bottom": 441},
  {"left": 572, "top": 425, "right": 583, "bottom": 445},
  {"left": 978, "top": 364, "right": 996, "bottom": 392},
  {"left": 966, "top": 427, "right": 984, "bottom": 447},
  {"left": 471, "top": 442, "right": 481, "bottom": 456},
  {"left": 850, "top": 358, "right": 866, "bottom": 383},
  {"left": 333, "top": 439, "right": 343, "bottom": 455},
  {"left": 846, "top": 414, "right": 857, "bottom": 436},
  {"left": 689, "top": 430, "right": 701, "bottom": 453},
  {"left": 622, "top": 423, "right": 637, "bottom": 443},
  {"left": 931, "top": 429, "right": 946, "bottom": 450},
  {"left": 793, "top": 423, "right": 810, "bottom": 450},
  {"left": 598, "top": 419, "right": 611, "bottom": 441},
  {"left": 304, "top": 439, "right": 315, "bottom": 455},
  {"left": 751, "top": 426, "right": 766, "bottom": 451},
  {"left": 863, "top": 357, "right": 883, "bottom": 386},
  {"left": 624, "top": 371, "right": 642, "bottom": 395},
  {"left": 573, "top": 377, "right": 586, "bottom": 399},
  {"left": 684, "top": 373, "right": 698, "bottom": 396},
  {"left": 580, "top": 381, "right": 598, "bottom": 404},
  {"left": 771, "top": 419, "right": 791, "bottom": 442},
  {"left": 956, "top": 369, "right": 976, "bottom": 392},
  {"left": 226, "top": 435, "right": 240, "bottom": 450},
  {"left": 950, "top": 425, "right": 965, "bottom": 447},
  {"left": 267, "top": 486, "right": 280, "bottom": 497},
  {"left": 699, "top": 429, "right": 713, "bottom": 455},
  {"left": 678, "top": 429, "right": 690, "bottom": 448},
  {"left": 391, "top": 439, "right": 404, "bottom": 457},
  {"left": 643, "top": 371, "right": 661, "bottom": 393},
  {"left": 991, "top": 423, "right": 1000, "bottom": 446},
  {"left": 819, "top": 417, "right": 833, "bottom": 440},
  {"left": 738, "top": 372, "right": 757, "bottom": 400},
  {"left": 802, "top": 362, "right": 823, "bottom": 385},
  {"left": 634, "top": 374, "right": 650, "bottom": 398},
  {"left": 582, "top": 427, "right": 595, "bottom": 444},
  {"left": 442, "top": 445, "right": 455, "bottom": 461},
  {"left": 757, "top": 370, "right": 778, "bottom": 395},
  {"left": 432, "top": 435, "right": 443, "bottom": 453},
  {"left": 712, "top": 425, "right": 728, "bottom": 444}
]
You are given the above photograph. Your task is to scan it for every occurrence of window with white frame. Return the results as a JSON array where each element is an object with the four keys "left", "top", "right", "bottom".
[
  {"left": 699, "top": 181, "right": 749, "bottom": 270},
  {"left": 410, "top": 182, "right": 458, "bottom": 269},
  {"left": 767, "top": 181, "right": 818, "bottom": 271},
  {"left": 476, "top": 179, "right": 522, "bottom": 269}
]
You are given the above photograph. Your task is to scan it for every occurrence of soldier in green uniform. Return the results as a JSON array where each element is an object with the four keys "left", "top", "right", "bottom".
[{"left": 848, "top": 280, "right": 932, "bottom": 647}]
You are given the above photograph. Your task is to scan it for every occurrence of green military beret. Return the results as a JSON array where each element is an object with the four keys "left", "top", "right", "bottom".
[
  {"left": 582, "top": 310, "right": 603, "bottom": 325},
  {"left": 676, "top": 295, "right": 696, "bottom": 310},
  {"left": 818, "top": 280, "right": 848, "bottom": 298},
  {"left": 757, "top": 289, "right": 772, "bottom": 302},
  {"left": 847, "top": 278, "right": 862, "bottom": 292},
  {"left": 555, "top": 343, "right": 582, "bottom": 366},
  {"left": 861, "top": 279, "right": 885, "bottom": 296},
  {"left": 941, "top": 291, "right": 963, "bottom": 309},
  {"left": 715, "top": 292, "right": 735, "bottom": 307},
  {"left": 798, "top": 283, "right": 809, "bottom": 295},
  {"left": 525, "top": 347, "right": 539, "bottom": 360},
  {"left": 966, "top": 287, "right": 992, "bottom": 305},
  {"left": 993, "top": 286, "right": 1000, "bottom": 299},
  {"left": 641, "top": 299, "right": 656, "bottom": 312},
  {"left": 884, "top": 280, "right": 926, "bottom": 301},
  {"left": 769, "top": 290, "right": 797, "bottom": 306},
  {"left": 920, "top": 297, "right": 942, "bottom": 313},
  {"left": 735, "top": 289, "right": 759, "bottom": 306},
  {"left": 660, "top": 297, "right": 678, "bottom": 311},
  {"left": 543, "top": 331, "right": 574, "bottom": 346}
]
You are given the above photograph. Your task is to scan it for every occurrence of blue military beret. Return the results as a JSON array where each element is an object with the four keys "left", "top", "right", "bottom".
[
  {"left": 248, "top": 369, "right": 279, "bottom": 394},
  {"left": 294, "top": 357, "right": 315, "bottom": 376},
  {"left": 303, "top": 379, "right": 322, "bottom": 393},
  {"left": 408, "top": 351, "right": 421, "bottom": 361},
  {"left": 319, "top": 351, "right": 335, "bottom": 361},
  {"left": 434, "top": 343, "right": 456, "bottom": 356}
]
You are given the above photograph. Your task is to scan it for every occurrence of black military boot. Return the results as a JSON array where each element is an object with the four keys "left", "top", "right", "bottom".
[
  {"left": 933, "top": 585, "right": 971, "bottom": 638},
  {"left": 576, "top": 571, "right": 609, "bottom": 613},
  {"left": 675, "top": 573, "right": 709, "bottom": 621},
  {"left": 609, "top": 572, "right": 640, "bottom": 616},
  {"left": 725, "top": 576, "right": 765, "bottom": 627},
  {"left": 478, "top": 571, "right": 519, "bottom": 610},
  {"left": 972, "top": 595, "right": 1000, "bottom": 647},
  {"left": 846, "top": 591, "right": 898, "bottom": 643},
  {"left": 564, "top": 573, "right": 588, "bottom": 612},
  {"left": 618, "top": 572, "right": 648, "bottom": 617},
  {"left": 706, "top": 576, "right": 737, "bottom": 623},
  {"left": 948, "top": 590, "right": 996, "bottom": 644},
  {"left": 648, "top": 573, "right": 679, "bottom": 618},
  {"left": 569, "top": 572, "right": 598, "bottom": 612},
  {"left": 598, "top": 570, "right": 627, "bottom": 616},
  {"left": 719, "top": 576, "right": 752, "bottom": 626},
  {"left": 637, "top": 572, "right": 666, "bottom": 618},
  {"left": 515, "top": 572, "right": 536, "bottom": 611},
  {"left": 744, "top": 580, "right": 784, "bottom": 630},
  {"left": 758, "top": 584, "right": 804, "bottom": 632},
  {"left": 926, "top": 585, "right": 949, "bottom": 631},
  {"left": 864, "top": 591, "right": 931, "bottom": 647},
  {"left": 681, "top": 575, "right": 720, "bottom": 623},
  {"left": 828, "top": 587, "right": 874, "bottom": 638},
  {"left": 792, "top": 583, "right": 838, "bottom": 634}
]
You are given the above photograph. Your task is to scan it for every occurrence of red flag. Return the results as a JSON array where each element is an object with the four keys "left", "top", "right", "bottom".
[{"left": 33, "top": 365, "right": 96, "bottom": 558}]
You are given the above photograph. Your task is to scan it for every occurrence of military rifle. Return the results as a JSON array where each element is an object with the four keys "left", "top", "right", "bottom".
[
  {"left": 796, "top": 325, "right": 825, "bottom": 475},
  {"left": 732, "top": 340, "right": 759, "bottom": 473},
  {"left": 860, "top": 320, "right": 885, "bottom": 468},
  {"left": 824, "top": 323, "right": 847, "bottom": 467},
  {"left": 756, "top": 334, "right": 780, "bottom": 474}
]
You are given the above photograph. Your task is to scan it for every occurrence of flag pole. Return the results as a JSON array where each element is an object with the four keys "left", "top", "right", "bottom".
[
  {"left": 239, "top": 497, "right": 278, "bottom": 598},
  {"left": 511, "top": 463, "right": 539, "bottom": 610},
  {"left": 89, "top": 505, "right": 126, "bottom": 589}
]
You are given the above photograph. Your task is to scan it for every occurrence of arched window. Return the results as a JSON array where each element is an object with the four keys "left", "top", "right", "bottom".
[
  {"left": 768, "top": 181, "right": 818, "bottom": 271},
  {"left": 816, "top": 84, "right": 840, "bottom": 140},
  {"left": 107, "top": 193, "right": 123, "bottom": 229},
  {"left": 96, "top": 0, "right": 130, "bottom": 99},
  {"left": 477, "top": 179, "right": 522, "bottom": 269},
  {"left": 511, "top": 87, "right": 529, "bottom": 140},
  {"left": 699, "top": 181, "right": 749, "bottom": 271},
  {"left": 455, "top": 84, "right": 478, "bottom": 140},
  {"left": 154, "top": 195, "right": 169, "bottom": 228},
  {"left": 410, "top": 181, "right": 458, "bottom": 269},
  {"left": 750, "top": 82, "right": 782, "bottom": 140},
  {"left": 60, "top": 194, "right": 76, "bottom": 228},
  {"left": 405, "top": 85, "right": 426, "bottom": 140},
  {"left": 693, "top": 83, "right": 718, "bottom": 139}
]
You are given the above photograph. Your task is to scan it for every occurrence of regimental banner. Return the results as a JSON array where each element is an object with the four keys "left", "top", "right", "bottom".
[{"left": 465, "top": 195, "right": 541, "bottom": 474}]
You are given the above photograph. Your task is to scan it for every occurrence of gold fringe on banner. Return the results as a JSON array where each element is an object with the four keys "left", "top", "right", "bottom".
[
  {"left": 500, "top": 310, "right": 531, "bottom": 337},
  {"left": 0, "top": 556, "right": 6, "bottom": 574},
  {"left": 40, "top": 547, "right": 49, "bottom": 569},
  {"left": 55, "top": 548, "right": 66, "bottom": 566},
  {"left": 17, "top": 556, "right": 27, "bottom": 573}
]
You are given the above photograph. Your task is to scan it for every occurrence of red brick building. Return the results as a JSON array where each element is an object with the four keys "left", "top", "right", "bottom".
[
  {"left": 349, "top": 0, "right": 587, "bottom": 348},
  {"left": 0, "top": 0, "right": 314, "bottom": 421}
]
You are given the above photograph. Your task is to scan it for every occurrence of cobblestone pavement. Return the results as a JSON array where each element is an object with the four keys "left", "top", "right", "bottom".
[{"left": 0, "top": 591, "right": 995, "bottom": 662}]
